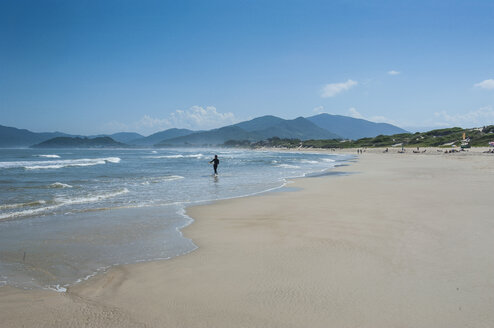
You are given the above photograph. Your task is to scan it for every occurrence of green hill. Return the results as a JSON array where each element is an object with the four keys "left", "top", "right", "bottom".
[
  {"left": 156, "top": 126, "right": 258, "bottom": 147},
  {"left": 253, "top": 117, "right": 340, "bottom": 140},
  {"left": 234, "top": 115, "right": 286, "bottom": 132},
  {"left": 155, "top": 116, "right": 340, "bottom": 146},
  {"left": 0, "top": 124, "right": 75, "bottom": 147},
  {"left": 307, "top": 113, "right": 408, "bottom": 140},
  {"left": 227, "top": 126, "right": 494, "bottom": 149},
  {"left": 130, "top": 128, "right": 195, "bottom": 146}
]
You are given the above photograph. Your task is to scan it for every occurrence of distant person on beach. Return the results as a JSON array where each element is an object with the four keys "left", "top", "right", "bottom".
[{"left": 209, "top": 155, "right": 219, "bottom": 175}]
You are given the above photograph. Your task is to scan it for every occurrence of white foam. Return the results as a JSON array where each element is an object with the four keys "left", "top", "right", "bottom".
[
  {"left": 53, "top": 188, "right": 129, "bottom": 206},
  {"left": 37, "top": 154, "right": 60, "bottom": 158},
  {"left": 0, "top": 188, "right": 129, "bottom": 220},
  {"left": 0, "top": 157, "right": 121, "bottom": 170},
  {"left": 105, "top": 157, "right": 121, "bottom": 163},
  {"left": 276, "top": 164, "right": 301, "bottom": 169},
  {"left": 48, "top": 284, "right": 67, "bottom": 293},
  {"left": 300, "top": 159, "right": 319, "bottom": 164},
  {"left": 151, "top": 155, "right": 184, "bottom": 158},
  {"left": 322, "top": 158, "right": 335, "bottom": 162},
  {"left": 150, "top": 175, "right": 184, "bottom": 183},
  {"left": 146, "top": 153, "right": 203, "bottom": 159},
  {"left": 50, "top": 182, "right": 73, "bottom": 188},
  {"left": 0, "top": 200, "right": 46, "bottom": 210},
  {"left": 0, "top": 204, "right": 61, "bottom": 220}
]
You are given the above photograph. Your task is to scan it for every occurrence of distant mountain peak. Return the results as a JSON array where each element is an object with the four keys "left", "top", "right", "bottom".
[
  {"left": 155, "top": 115, "right": 340, "bottom": 146},
  {"left": 129, "top": 128, "right": 194, "bottom": 146},
  {"left": 307, "top": 113, "right": 408, "bottom": 140},
  {"left": 2, "top": 113, "right": 409, "bottom": 148}
]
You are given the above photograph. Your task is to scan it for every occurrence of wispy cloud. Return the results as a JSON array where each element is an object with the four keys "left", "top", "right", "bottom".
[
  {"left": 167, "top": 106, "right": 237, "bottom": 130},
  {"left": 313, "top": 106, "right": 325, "bottom": 113},
  {"left": 103, "top": 106, "right": 237, "bottom": 134},
  {"left": 321, "top": 79, "right": 358, "bottom": 98},
  {"left": 348, "top": 107, "right": 364, "bottom": 119},
  {"left": 433, "top": 106, "right": 494, "bottom": 126},
  {"left": 387, "top": 70, "right": 400, "bottom": 75},
  {"left": 347, "top": 107, "right": 398, "bottom": 125},
  {"left": 136, "top": 115, "right": 170, "bottom": 129},
  {"left": 474, "top": 79, "right": 494, "bottom": 90}
]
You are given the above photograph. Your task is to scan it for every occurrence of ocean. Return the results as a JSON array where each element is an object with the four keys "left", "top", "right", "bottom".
[{"left": 0, "top": 148, "right": 351, "bottom": 291}]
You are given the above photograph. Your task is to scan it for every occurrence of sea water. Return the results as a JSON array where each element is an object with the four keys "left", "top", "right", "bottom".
[{"left": 0, "top": 148, "right": 351, "bottom": 291}]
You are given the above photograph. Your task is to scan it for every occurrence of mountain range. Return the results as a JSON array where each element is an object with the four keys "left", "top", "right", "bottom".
[
  {"left": 307, "top": 114, "right": 407, "bottom": 140},
  {"left": 0, "top": 114, "right": 408, "bottom": 148},
  {"left": 130, "top": 128, "right": 194, "bottom": 146},
  {"left": 32, "top": 137, "right": 127, "bottom": 148},
  {"left": 0, "top": 125, "right": 144, "bottom": 147},
  {"left": 0, "top": 125, "right": 73, "bottom": 148},
  {"left": 156, "top": 116, "right": 340, "bottom": 146}
]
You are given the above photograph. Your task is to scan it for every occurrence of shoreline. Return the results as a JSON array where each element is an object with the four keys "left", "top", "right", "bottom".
[
  {"left": 0, "top": 148, "right": 348, "bottom": 292},
  {"left": 1, "top": 149, "right": 494, "bottom": 327}
]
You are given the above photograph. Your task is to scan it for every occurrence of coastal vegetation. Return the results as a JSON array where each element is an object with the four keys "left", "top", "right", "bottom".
[{"left": 224, "top": 126, "right": 494, "bottom": 149}]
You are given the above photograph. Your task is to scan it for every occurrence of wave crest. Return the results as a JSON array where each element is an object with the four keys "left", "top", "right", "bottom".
[
  {"left": 146, "top": 153, "right": 203, "bottom": 159},
  {"left": 0, "top": 157, "right": 121, "bottom": 170},
  {"left": 0, "top": 188, "right": 129, "bottom": 220},
  {"left": 36, "top": 154, "right": 60, "bottom": 158},
  {"left": 50, "top": 182, "right": 73, "bottom": 188},
  {"left": 276, "top": 164, "right": 301, "bottom": 169}
]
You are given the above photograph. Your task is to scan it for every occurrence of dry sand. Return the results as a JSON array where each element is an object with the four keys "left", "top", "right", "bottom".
[{"left": 1, "top": 150, "right": 494, "bottom": 327}]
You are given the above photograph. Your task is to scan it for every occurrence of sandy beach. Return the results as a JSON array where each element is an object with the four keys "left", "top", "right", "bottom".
[{"left": 1, "top": 149, "right": 493, "bottom": 327}]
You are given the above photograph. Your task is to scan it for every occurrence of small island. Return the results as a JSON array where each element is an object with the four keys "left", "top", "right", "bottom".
[{"left": 30, "top": 136, "right": 128, "bottom": 148}]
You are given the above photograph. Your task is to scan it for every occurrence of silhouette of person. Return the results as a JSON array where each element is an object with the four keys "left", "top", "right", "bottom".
[{"left": 209, "top": 155, "right": 219, "bottom": 175}]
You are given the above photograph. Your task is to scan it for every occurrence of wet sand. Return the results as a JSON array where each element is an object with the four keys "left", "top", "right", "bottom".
[{"left": 1, "top": 150, "right": 494, "bottom": 327}]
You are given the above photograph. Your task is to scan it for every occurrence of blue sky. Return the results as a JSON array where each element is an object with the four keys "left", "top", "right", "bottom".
[{"left": 1, "top": 0, "right": 494, "bottom": 135}]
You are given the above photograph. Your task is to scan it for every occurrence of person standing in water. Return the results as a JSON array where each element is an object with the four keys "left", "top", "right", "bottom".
[{"left": 209, "top": 155, "right": 219, "bottom": 175}]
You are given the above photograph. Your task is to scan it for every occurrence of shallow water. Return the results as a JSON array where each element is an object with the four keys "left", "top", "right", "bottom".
[{"left": 0, "top": 148, "right": 351, "bottom": 290}]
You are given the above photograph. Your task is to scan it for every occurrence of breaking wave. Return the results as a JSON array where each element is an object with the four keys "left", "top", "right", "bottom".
[
  {"left": 0, "top": 188, "right": 129, "bottom": 220},
  {"left": 36, "top": 154, "right": 60, "bottom": 158},
  {"left": 0, "top": 157, "right": 121, "bottom": 170},
  {"left": 49, "top": 182, "right": 73, "bottom": 188},
  {"left": 0, "top": 200, "right": 47, "bottom": 210},
  {"left": 276, "top": 164, "right": 301, "bottom": 169},
  {"left": 300, "top": 159, "right": 319, "bottom": 164},
  {"left": 146, "top": 154, "right": 203, "bottom": 159}
]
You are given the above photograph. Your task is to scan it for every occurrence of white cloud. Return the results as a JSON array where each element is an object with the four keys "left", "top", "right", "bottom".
[
  {"left": 348, "top": 107, "right": 364, "bottom": 119},
  {"left": 347, "top": 107, "right": 398, "bottom": 125},
  {"left": 313, "top": 106, "right": 325, "bottom": 113},
  {"left": 321, "top": 79, "right": 358, "bottom": 98},
  {"left": 167, "top": 106, "right": 237, "bottom": 130},
  {"left": 388, "top": 70, "right": 400, "bottom": 75},
  {"left": 474, "top": 79, "right": 494, "bottom": 90},
  {"left": 136, "top": 115, "right": 170, "bottom": 129},
  {"left": 433, "top": 106, "right": 494, "bottom": 126},
  {"left": 103, "top": 106, "right": 237, "bottom": 135}
]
